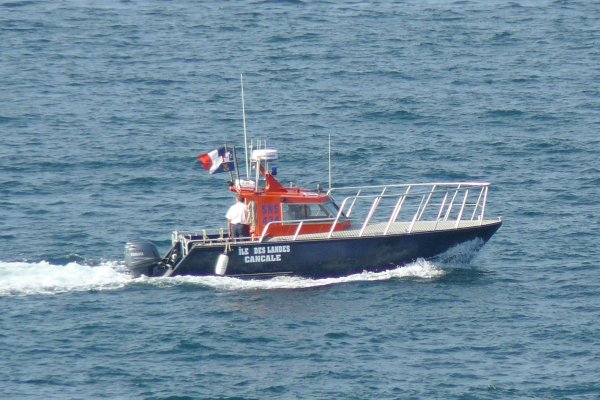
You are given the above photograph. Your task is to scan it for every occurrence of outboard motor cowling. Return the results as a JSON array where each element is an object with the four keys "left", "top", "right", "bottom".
[{"left": 125, "top": 240, "right": 161, "bottom": 277}]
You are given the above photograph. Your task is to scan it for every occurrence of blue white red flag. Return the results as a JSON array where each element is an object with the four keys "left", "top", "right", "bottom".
[{"left": 198, "top": 147, "right": 235, "bottom": 174}]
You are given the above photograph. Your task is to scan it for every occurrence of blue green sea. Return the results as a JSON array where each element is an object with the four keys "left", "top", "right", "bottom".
[{"left": 1, "top": 1, "right": 599, "bottom": 398}]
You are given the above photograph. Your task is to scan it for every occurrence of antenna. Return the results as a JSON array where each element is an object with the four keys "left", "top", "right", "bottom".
[
  {"left": 328, "top": 132, "right": 332, "bottom": 190},
  {"left": 241, "top": 73, "right": 249, "bottom": 179}
]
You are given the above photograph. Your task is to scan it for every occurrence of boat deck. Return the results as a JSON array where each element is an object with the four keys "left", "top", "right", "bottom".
[
  {"left": 266, "top": 219, "right": 501, "bottom": 242},
  {"left": 175, "top": 181, "right": 501, "bottom": 254},
  {"left": 177, "top": 219, "right": 501, "bottom": 253}
]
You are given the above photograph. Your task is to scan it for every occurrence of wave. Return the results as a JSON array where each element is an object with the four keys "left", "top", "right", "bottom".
[{"left": 0, "top": 259, "right": 445, "bottom": 297}]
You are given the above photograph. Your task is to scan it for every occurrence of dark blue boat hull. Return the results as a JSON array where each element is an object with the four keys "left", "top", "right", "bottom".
[{"left": 170, "top": 221, "right": 502, "bottom": 278}]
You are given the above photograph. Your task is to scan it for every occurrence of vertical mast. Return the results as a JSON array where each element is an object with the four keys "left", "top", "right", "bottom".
[
  {"left": 240, "top": 73, "right": 249, "bottom": 179},
  {"left": 328, "top": 132, "right": 332, "bottom": 190},
  {"left": 232, "top": 145, "right": 241, "bottom": 185}
]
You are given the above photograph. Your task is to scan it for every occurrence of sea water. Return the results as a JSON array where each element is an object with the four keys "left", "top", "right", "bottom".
[{"left": 1, "top": 1, "right": 599, "bottom": 398}]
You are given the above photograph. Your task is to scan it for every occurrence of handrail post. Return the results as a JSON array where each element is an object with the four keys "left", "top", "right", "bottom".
[
  {"left": 359, "top": 187, "right": 387, "bottom": 237},
  {"left": 471, "top": 185, "right": 484, "bottom": 221},
  {"left": 417, "top": 185, "right": 435, "bottom": 221},
  {"left": 259, "top": 221, "right": 275, "bottom": 242},
  {"left": 384, "top": 185, "right": 412, "bottom": 235},
  {"left": 359, "top": 196, "right": 381, "bottom": 236},
  {"left": 408, "top": 193, "right": 428, "bottom": 233},
  {"left": 346, "top": 189, "right": 361, "bottom": 217},
  {"left": 444, "top": 184, "right": 461, "bottom": 221},
  {"left": 407, "top": 208, "right": 419, "bottom": 233},
  {"left": 328, "top": 197, "right": 349, "bottom": 238},
  {"left": 383, "top": 195, "right": 405, "bottom": 235},
  {"left": 414, "top": 195, "right": 426, "bottom": 221},
  {"left": 480, "top": 185, "right": 488, "bottom": 225},
  {"left": 434, "top": 192, "right": 448, "bottom": 230},
  {"left": 455, "top": 189, "right": 469, "bottom": 228},
  {"left": 292, "top": 221, "right": 304, "bottom": 241}
]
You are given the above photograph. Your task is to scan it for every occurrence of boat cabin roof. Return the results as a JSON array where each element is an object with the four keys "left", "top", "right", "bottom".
[
  {"left": 230, "top": 172, "right": 331, "bottom": 204},
  {"left": 227, "top": 169, "right": 347, "bottom": 238}
]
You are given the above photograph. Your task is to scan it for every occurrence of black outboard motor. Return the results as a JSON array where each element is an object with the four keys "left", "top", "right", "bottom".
[{"left": 124, "top": 240, "right": 161, "bottom": 278}]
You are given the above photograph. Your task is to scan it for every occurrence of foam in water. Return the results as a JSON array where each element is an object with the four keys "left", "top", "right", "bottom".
[
  {"left": 433, "top": 238, "right": 486, "bottom": 265},
  {"left": 139, "top": 258, "right": 445, "bottom": 291},
  {"left": 0, "top": 261, "right": 131, "bottom": 296},
  {"left": 0, "top": 259, "right": 444, "bottom": 296}
]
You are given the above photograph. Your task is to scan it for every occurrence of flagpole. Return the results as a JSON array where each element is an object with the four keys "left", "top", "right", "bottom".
[
  {"left": 241, "top": 73, "right": 249, "bottom": 179},
  {"left": 225, "top": 142, "right": 234, "bottom": 182}
]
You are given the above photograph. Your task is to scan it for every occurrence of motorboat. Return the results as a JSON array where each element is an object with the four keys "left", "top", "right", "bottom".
[{"left": 125, "top": 147, "right": 502, "bottom": 278}]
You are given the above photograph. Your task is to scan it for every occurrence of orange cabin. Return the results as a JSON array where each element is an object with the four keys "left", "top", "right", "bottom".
[{"left": 230, "top": 171, "right": 351, "bottom": 238}]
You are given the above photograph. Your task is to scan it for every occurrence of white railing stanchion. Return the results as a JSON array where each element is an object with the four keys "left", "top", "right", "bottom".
[
  {"left": 435, "top": 192, "right": 448, "bottom": 230},
  {"left": 328, "top": 198, "right": 349, "bottom": 238},
  {"left": 360, "top": 196, "right": 381, "bottom": 236},
  {"left": 480, "top": 185, "right": 488, "bottom": 225},
  {"left": 455, "top": 189, "right": 469, "bottom": 228},
  {"left": 293, "top": 221, "right": 304, "bottom": 241},
  {"left": 407, "top": 208, "right": 420, "bottom": 233},
  {"left": 346, "top": 189, "right": 361, "bottom": 217},
  {"left": 384, "top": 195, "right": 405, "bottom": 235},
  {"left": 414, "top": 194, "right": 427, "bottom": 222},
  {"left": 444, "top": 185, "right": 461, "bottom": 221},
  {"left": 417, "top": 185, "right": 435, "bottom": 221},
  {"left": 471, "top": 187, "right": 484, "bottom": 221},
  {"left": 259, "top": 221, "right": 275, "bottom": 242}
]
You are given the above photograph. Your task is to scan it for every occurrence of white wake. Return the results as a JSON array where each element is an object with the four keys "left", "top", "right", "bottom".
[
  {"left": 137, "top": 258, "right": 445, "bottom": 290},
  {"left": 0, "top": 260, "right": 131, "bottom": 296},
  {"left": 0, "top": 259, "right": 445, "bottom": 296}
]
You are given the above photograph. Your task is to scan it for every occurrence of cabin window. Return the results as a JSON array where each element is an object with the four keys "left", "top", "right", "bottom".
[{"left": 283, "top": 202, "right": 340, "bottom": 221}]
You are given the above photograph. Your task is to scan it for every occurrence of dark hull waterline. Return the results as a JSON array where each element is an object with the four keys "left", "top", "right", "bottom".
[{"left": 131, "top": 221, "right": 501, "bottom": 278}]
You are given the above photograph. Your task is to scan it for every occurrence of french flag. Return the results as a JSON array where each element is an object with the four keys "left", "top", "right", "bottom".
[{"left": 198, "top": 147, "right": 235, "bottom": 174}]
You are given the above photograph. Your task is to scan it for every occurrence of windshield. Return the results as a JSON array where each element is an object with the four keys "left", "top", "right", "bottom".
[{"left": 283, "top": 201, "right": 343, "bottom": 221}]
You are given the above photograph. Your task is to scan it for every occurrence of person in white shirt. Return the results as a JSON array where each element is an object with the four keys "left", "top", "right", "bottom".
[{"left": 226, "top": 194, "right": 250, "bottom": 238}]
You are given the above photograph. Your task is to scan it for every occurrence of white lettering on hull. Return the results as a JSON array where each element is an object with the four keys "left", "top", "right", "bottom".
[
  {"left": 238, "top": 245, "right": 291, "bottom": 263},
  {"left": 244, "top": 254, "right": 282, "bottom": 263}
]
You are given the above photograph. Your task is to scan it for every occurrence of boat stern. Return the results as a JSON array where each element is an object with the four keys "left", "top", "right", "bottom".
[{"left": 124, "top": 239, "right": 161, "bottom": 278}]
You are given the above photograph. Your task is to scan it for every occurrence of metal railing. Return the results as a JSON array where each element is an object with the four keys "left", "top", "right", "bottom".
[
  {"left": 173, "top": 182, "right": 495, "bottom": 250},
  {"left": 171, "top": 228, "right": 256, "bottom": 256},
  {"left": 325, "top": 182, "right": 492, "bottom": 238},
  {"left": 258, "top": 217, "right": 338, "bottom": 242}
]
